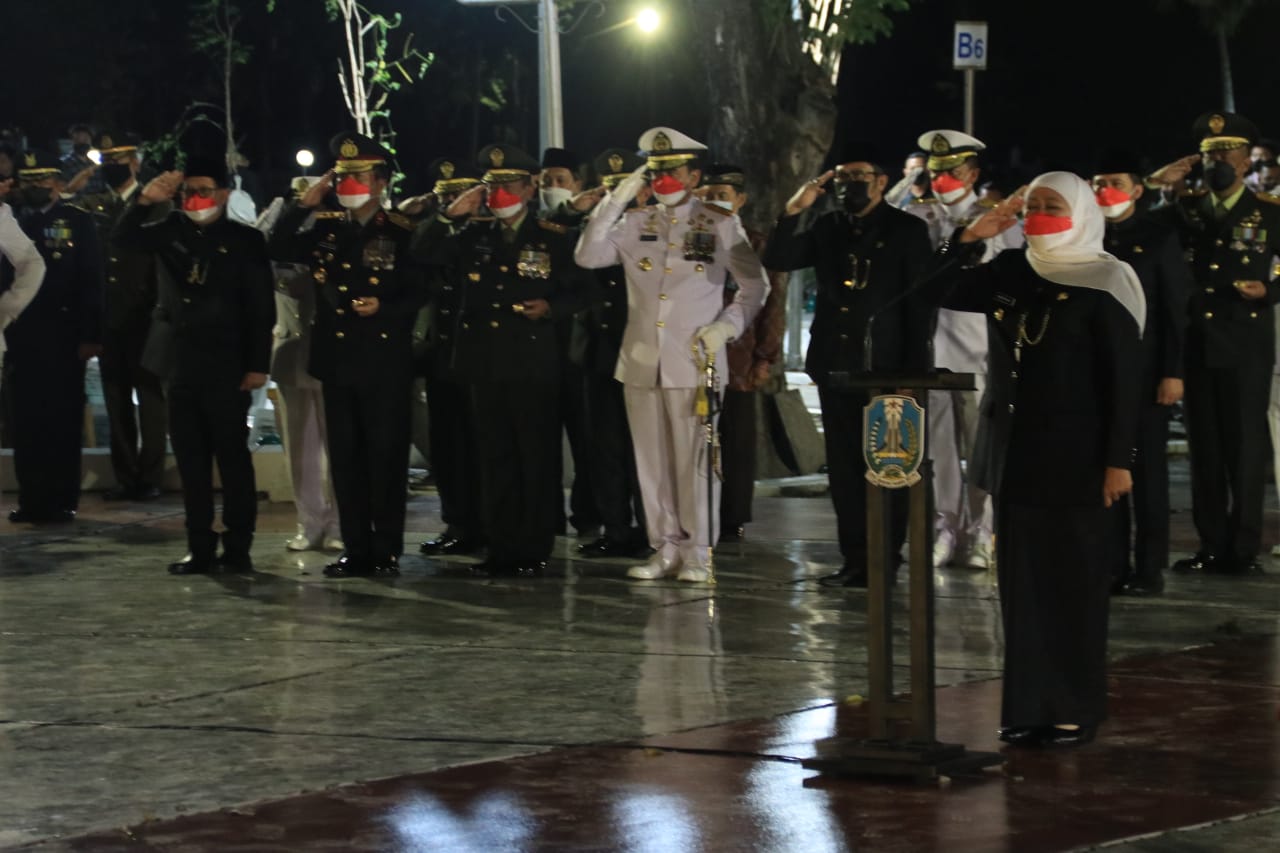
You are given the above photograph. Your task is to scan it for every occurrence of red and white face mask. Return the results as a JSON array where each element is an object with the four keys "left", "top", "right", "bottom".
[
  {"left": 487, "top": 185, "right": 525, "bottom": 219},
  {"left": 1094, "top": 186, "right": 1133, "bottom": 220},
  {"left": 1023, "top": 212, "right": 1074, "bottom": 251},
  {"left": 336, "top": 175, "right": 372, "bottom": 209},
  {"left": 181, "top": 193, "right": 220, "bottom": 224},
  {"left": 651, "top": 172, "right": 688, "bottom": 206},
  {"left": 931, "top": 172, "right": 968, "bottom": 204}
]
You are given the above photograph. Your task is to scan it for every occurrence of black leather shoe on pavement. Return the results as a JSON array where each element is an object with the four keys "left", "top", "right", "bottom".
[
  {"left": 323, "top": 556, "right": 372, "bottom": 578},
  {"left": 372, "top": 556, "right": 401, "bottom": 577},
  {"left": 168, "top": 553, "right": 215, "bottom": 575},
  {"left": 577, "top": 536, "right": 646, "bottom": 558},
  {"left": 513, "top": 560, "right": 546, "bottom": 578},
  {"left": 1120, "top": 577, "right": 1164, "bottom": 596},
  {"left": 998, "top": 726, "right": 1043, "bottom": 746},
  {"left": 420, "top": 534, "right": 483, "bottom": 556},
  {"left": 818, "top": 564, "right": 868, "bottom": 588},
  {"left": 217, "top": 553, "right": 255, "bottom": 574},
  {"left": 718, "top": 525, "right": 745, "bottom": 544},
  {"left": 1038, "top": 725, "right": 1096, "bottom": 748},
  {"left": 135, "top": 485, "right": 163, "bottom": 501},
  {"left": 1171, "top": 553, "right": 1220, "bottom": 573}
]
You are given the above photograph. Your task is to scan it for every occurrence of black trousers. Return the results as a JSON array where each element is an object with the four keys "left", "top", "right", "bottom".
[
  {"left": 473, "top": 379, "right": 560, "bottom": 563},
  {"left": 582, "top": 373, "right": 645, "bottom": 542},
  {"left": 1112, "top": 401, "right": 1173, "bottom": 582},
  {"left": 101, "top": 328, "right": 166, "bottom": 491},
  {"left": 998, "top": 502, "right": 1112, "bottom": 728},
  {"left": 1185, "top": 363, "right": 1271, "bottom": 560},
  {"left": 324, "top": 373, "right": 412, "bottom": 563},
  {"left": 719, "top": 388, "right": 757, "bottom": 529},
  {"left": 426, "top": 372, "right": 484, "bottom": 539},
  {"left": 167, "top": 382, "right": 255, "bottom": 558},
  {"left": 5, "top": 343, "right": 85, "bottom": 515},
  {"left": 817, "top": 383, "right": 907, "bottom": 565}
]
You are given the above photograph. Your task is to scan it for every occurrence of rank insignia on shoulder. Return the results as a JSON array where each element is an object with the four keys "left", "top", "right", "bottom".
[
  {"left": 313, "top": 211, "right": 345, "bottom": 219},
  {"left": 1257, "top": 192, "right": 1280, "bottom": 206},
  {"left": 387, "top": 211, "right": 414, "bottom": 229},
  {"left": 911, "top": 197, "right": 938, "bottom": 205},
  {"left": 976, "top": 197, "right": 999, "bottom": 209},
  {"left": 537, "top": 219, "right": 568, "bottom": 234}
]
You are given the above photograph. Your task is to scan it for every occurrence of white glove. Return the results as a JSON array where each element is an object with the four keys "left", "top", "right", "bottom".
[
  {"left": 694, "top": 320, "right": 737, "bottom": 356},
  {"left": 610, "top": 163, "right": 649, "bottom": 207}
]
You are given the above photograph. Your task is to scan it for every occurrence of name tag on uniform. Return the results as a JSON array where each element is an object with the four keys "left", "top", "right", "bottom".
[{"left": 640, "top": 234, "right": 658, "bottom": 242}]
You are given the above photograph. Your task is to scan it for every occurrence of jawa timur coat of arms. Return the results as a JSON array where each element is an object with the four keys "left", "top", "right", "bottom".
[{"left": 863, "top": 394, "right": 925, "bottom": 488}]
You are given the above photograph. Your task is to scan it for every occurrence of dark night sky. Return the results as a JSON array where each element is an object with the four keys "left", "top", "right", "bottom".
[{"left": 3, "top": 0, "right": 1280, "bottom": 201}]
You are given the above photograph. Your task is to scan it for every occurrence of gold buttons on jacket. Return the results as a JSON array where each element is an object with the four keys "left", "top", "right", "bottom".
[
  {"left": 638, "top": 258, "right": 652, "bottom": 271},
  {"left": 490, "top": 320, "right": 500, "bottom": 328},
  {"left": 468, "top": 272, "right": 481, "bottom": 282},
  {"left": 695, "top": 264, "right": 704, "bottom": 273},
  {"left": 336, "top": 331, "right": 345, "bottom": 338},
  {"left": 499, "top": 265, "right": 509, "bottom": 273},
  {"left": 1208, "top": 263, "right": 1220, "bottom": 271},
  {"left": 338, "top": 285, "right": 349, "bottom": 293},
  {"left": 342, "top": 262, "right": 352, "bottom": 270},
  {"left": 1251, "top": 312, "right": 1259, "bottom": 319},
  {"left": 1205, "top": 287, "right": 1215, "bottom": 293},
  {"left": 369, "top": 276, "right": 380, "bottom": 285},
  {"left": 336, "top": 308, "right": 346, "bottom": 315},
  {"left": 843, "top": 279, "right": 854, "bottom": 288},
  {"left": 381, "top": 332, "right": 389, "bottom": 339},
  {"left": 108, "top": 276, "right": 117, "bottom": 283},
  {"left": 1133, "top": 245, "right": 1144, "bottom": 254},
  {"left": 1204, "top": 311, "right": 1214, "bottom": 319},
  {"left": 840, "top": 306, "right": 849, "bottom": 313},
  {"left": 659, "top": 293, "right": 668, "bottom": 300},
  {"left": 656, "top": 321, "right": 665, "bottom": 327},
  {"left": 664, "top": 267, "right": 673, "bottom": 274}
]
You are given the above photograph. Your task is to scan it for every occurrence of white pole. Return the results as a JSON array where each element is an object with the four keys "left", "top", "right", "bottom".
[{"left": 538, "top": 0, "right": 565, "bottom": 152}]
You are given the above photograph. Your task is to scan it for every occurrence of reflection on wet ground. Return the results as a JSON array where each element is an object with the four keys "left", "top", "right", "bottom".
[{"left": 1, "top": 460, "right": 1278, "bottom": 850}]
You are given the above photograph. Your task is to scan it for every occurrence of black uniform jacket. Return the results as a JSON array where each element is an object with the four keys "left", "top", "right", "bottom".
[
  {"left": 114, "top": 202, "right": 273, "bottom": 385},
  {"left": 80, "top": 188, "right": 158, "bottom": 335},
  {"left": 932, "top": 245, "right": 1143, "bottom": 508},
  {"left": 3, "top": 202, "right": 103, "bottom": 352},
  {"left": 1103, "top": 213, "right": 1192, "bottom": 392},
  {"left": 411, "top": 212, "right": 589, "bottom": 384},
  {"left": 763, "top": 199, "right": 933, "bottom": 381},
  {"left": 1153, "top": 190, "right": 1280, "bottom": 370},
  {"left": 267, "top": 203, "right": 425, "bottom": 385}
]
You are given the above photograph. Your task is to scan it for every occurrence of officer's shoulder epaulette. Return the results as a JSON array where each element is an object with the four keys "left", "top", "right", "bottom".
[
  {"left": 387, "top": 211, "right": 414, "bottom": 230},
  {"left": 1256, "top": 192, "right": 1280, "bottom": 206},
  {"left": 911, "top": 197, "right": 939, "bottom": 205},
  {"left": 63, "top": 202, "right": 90, "bottom": 214},
  {"left": 1179, "top": 188, "right": 1209, "bottom": 199},
  {"left": 537, "top": 219, "right": 569, "bottom": 234},
  {"left": 313, "top": 210, "right": 345, "bottom": 219},
  {"left": 625, "top": 206, "right": 650, "bottom": 214},
  {"left": 976, "top": 197, "right": 999, "bottom": 210}
]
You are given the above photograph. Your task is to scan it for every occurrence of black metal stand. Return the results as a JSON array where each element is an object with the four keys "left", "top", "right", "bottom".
[{"left": 802, "top": 371, "right": 1004, "bottom": 783}]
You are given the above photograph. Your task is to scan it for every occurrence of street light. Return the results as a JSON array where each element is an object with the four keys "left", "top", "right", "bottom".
[
  {"left": 295, "top": 148, "right": 314, "bottom": 176},
  {"left": 635, "top": 7, "right": 660, "bottom": 34}
]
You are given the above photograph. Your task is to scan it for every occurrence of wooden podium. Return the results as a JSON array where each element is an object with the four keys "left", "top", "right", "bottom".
[{"left": 802, "top": 370, "right": 1004, "bottom": 783}]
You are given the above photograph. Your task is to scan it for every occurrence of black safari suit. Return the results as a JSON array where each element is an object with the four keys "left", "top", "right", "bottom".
[
  {"left": 114, "top": 201, "right": 273, "bottom": 562},
  {"left": 763, "top": 199, "right": 933, "bottom": 568},
  {"left": 3, "top": 201, "right": 103, "bottom": 519},
  {"left": 81, "top": 185, "right": 167, "bottom": 495},
  {"left": 268, "top": 203, "right": 424, "bottom": 567},
  {"left": 930, "top": 243, "right": 1142, "bottom": 731},
  {"left": 413, "top": 211, "right": 588, "bottom": 567},
  {"left": 1103, "top": 213, "right": 1192, "bottom": 586},
  {"left": 1154, "top": 190, "right": 1280, "bottom": 566}
]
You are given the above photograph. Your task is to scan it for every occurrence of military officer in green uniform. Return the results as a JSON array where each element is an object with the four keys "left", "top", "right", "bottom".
[
  {"left": 1148, "top": 112, "right": 1280, "bottom": 576},
  {"left": 413, "top": 143, "right": 590, "bottom": 577},
  {"left": 267, "top": 133, "right": 425, "bottom": 578}
]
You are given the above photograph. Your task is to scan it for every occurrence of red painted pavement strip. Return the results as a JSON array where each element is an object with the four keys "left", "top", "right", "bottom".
[{"left": 15, "top": 637, "right": 1280, "bottom": 852}]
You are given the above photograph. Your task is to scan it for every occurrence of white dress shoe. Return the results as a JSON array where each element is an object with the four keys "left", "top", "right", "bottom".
[
  {"left": 967, "top": 540, "right": 996, "bottom": 569},
  {"left": 676, "top": 562, "right": 710, "bottom": 583},
  {"left": 932, "top": 531, "right": 955, "bottom": 568},
  {"left": 286, "top": 533, "right": 320, "bottom": 552},
  {"left": 627, "top": 552, "right": 680, "bottom": 580},
  {"left": 1270, "top": 544, "right": 1280, "bottom": 558},
  {"left": 322, "top": 537, "right": 345, "bottom": 552}
]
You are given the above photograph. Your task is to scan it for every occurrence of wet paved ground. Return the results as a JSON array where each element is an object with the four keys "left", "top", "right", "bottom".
[{"left": 1, "top": 459, "right": 1278, "bottom": 851}]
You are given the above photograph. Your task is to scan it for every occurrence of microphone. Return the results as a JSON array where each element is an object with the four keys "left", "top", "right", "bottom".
[{"left": 860, "top": 251, "right": 964, "bottom": 374}]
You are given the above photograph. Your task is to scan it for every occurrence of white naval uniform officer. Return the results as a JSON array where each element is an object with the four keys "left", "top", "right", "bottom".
[
  {"left": 257, "top": 190, "right": 342, "bottom": 553},
  {"left": 574, "top": 127, "right": 768, "bottom": 581},
  {"left": 905, "top": 130, "right": 1023, "bottom": 570},
  {"left": 0, "top": 198, "right": 46, "bottom": 402}
]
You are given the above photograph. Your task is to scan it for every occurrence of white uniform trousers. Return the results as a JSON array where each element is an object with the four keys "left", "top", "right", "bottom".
[
  {"left": 624, "top": 385, "right": 720, "bottom": 564},
  {"left": 276, "top": 382, "right": 339, "bottom": 542},
  {"left": 929, "top": 379, "right": 993, "bottom": 550},
  {"left": 1268, "top": 376, "right": 1280, "bottom": 500}
]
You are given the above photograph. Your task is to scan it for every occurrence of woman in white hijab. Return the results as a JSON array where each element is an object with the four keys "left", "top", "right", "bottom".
[{"left": 932, "top": 171, "right": 1145, "bottom": 748}]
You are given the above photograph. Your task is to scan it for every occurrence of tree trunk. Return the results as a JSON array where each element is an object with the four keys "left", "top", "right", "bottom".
[
  {"left": 1216, "top": 23, "right": 1235, "bottom": 111},
  {"left": 686, "top": 1, "right": 837, "bottom": 234}
]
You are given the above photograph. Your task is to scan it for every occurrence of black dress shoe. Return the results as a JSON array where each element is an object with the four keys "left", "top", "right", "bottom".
[
  {"left": 1220, "top": 557, "right": 1265, "bottom": 576},
  {"left": 217, "top": 553, "right": 255, "bottom": 574},
  {"left": 103, "top": 486, "right": 135, "bottom": 502},
  {"left": 134, "top": 485, "right": 162, "bottom": 501},
  {"left": 469, "top": 558, "right": 512, "bottom": 577},
  {"left": 323, "top": 556, "right": 372, "bottom": 578},
  {"left": 420, "top": 534, "right": 483, "bottom": 556},
  {"left": 512, "top": 560, "right": 546, "bottom": 577},
  {"left": 372, "top": 556, "right": 401, "bottom": 577},
  {"left": 1172, "top": 553, "right": 1220, "bottom": 573},
  {"left": 719, "top": 525, "right": 745, "bottom": 544},
  {"left": 998, "top": 726, "right": 1043, "bottom": 745},
  {"left": 50, "top": 509, "right": 76, "bottom": 523},
  {"left": 1120, "top": 578, "right": 1164, "bottom": 596},
  {"left": 577, "top": 536, "right": 646, "bottom": 558},
  {"left": 1038, "top": 725, "right": 1096, "bottom": 748},
  {"left": 168, "top": 553, "right": 215, "bottom": 575},
  {"left": 818, "top": 564, "right": 868, "bottom": 588}
]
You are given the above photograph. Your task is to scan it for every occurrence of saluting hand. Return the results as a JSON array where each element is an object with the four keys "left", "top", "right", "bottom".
[
  {"left": 961, "top": 187, "right": 1026, "bottom": 242},
  {"left": 570, "top": 186, "right": 607, "bottom": 212},
  {"left": 446, "top": 184, "right": 486, "bottom": 219},
  {"left": 1148, "top": 155, "right": 1199, "bottom": 188},
  {"left": 611, "top": 164, "right": 649, "bottom": 207},
  {"left": 784, "top": 171, "right": 834, "bottom": 217},
  {"left": 140, "top": 171, "right": 184, "bottom": 205},
  {"left": 299, "top": 171, "right": 335, "bottom": 209},
  {"left": 1103, "top": 466, "right": 1133, "bottom": 508}
]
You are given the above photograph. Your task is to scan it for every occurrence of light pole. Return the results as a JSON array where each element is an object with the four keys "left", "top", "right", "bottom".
[
  {"left": 295, "top": 148, "right": 314, "bottom": 177},
  {"left": 456, "top": 1, "right": 659, "bottom": 154}
]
